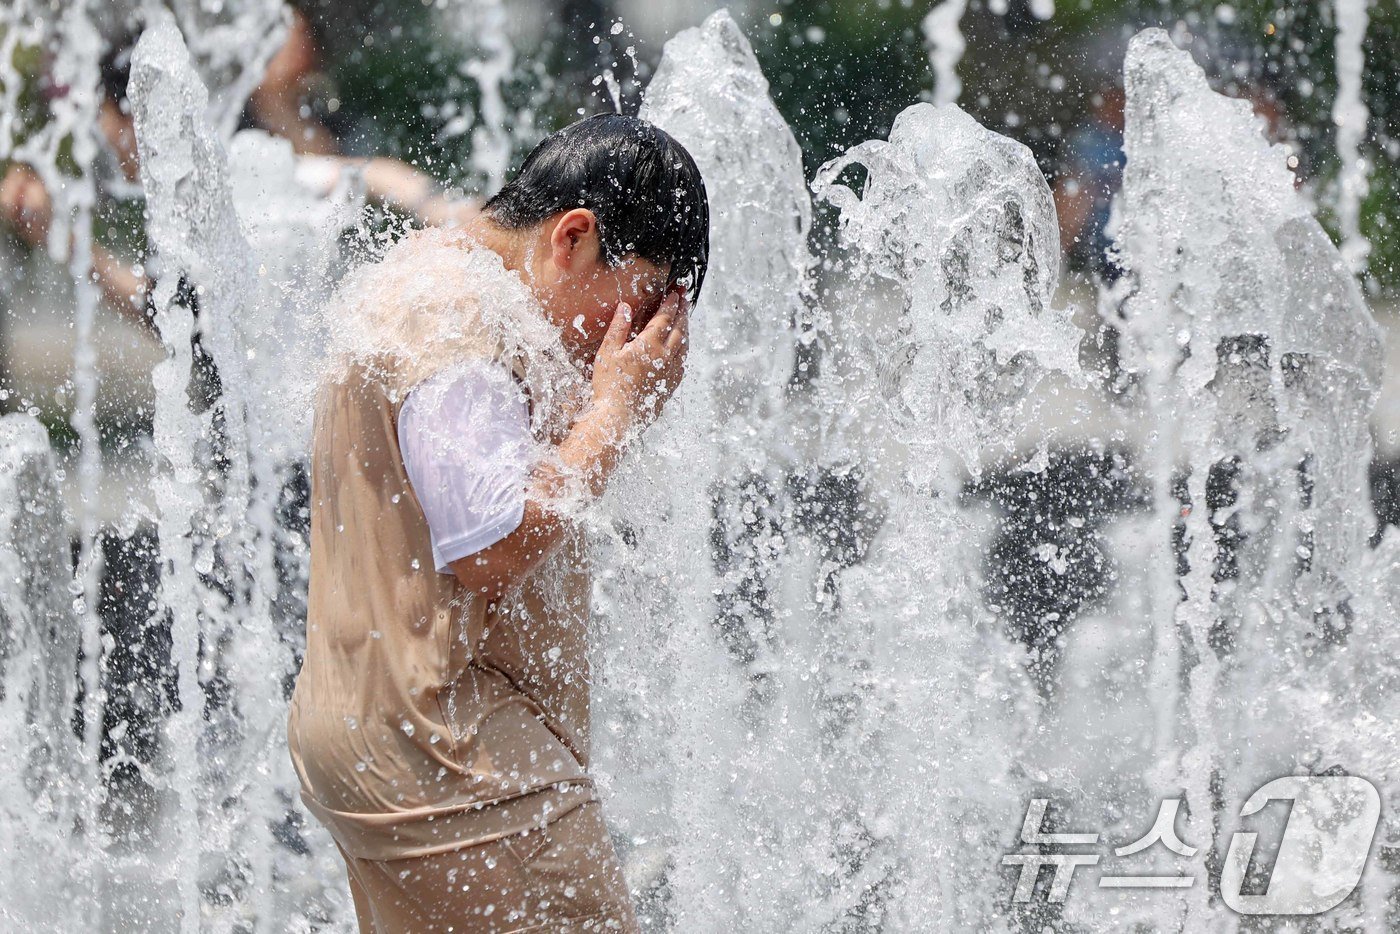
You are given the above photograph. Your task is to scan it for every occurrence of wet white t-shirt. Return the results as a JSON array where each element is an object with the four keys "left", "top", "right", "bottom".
[{"left": 398, "top": 360, "right": 533, "bottom": 574}]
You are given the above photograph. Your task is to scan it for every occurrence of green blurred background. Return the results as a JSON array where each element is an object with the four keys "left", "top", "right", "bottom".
[{"left": 286, "top": 0, "right": 1397, "bottom": 291}]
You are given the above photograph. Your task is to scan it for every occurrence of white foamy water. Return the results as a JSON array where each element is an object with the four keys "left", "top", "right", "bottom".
[
  {"left": 1333, "top": 0, "right": 1372, "bottom": 274},
  {"left": 590, "top": 11, "right": 827, "bottom": 929},
  {"left": 1065, "top": 27, "right": 1394, "bottom": 930},
  {"left": 922, "top": 0, "right": 969, "bottom": 107},
  {"left": 811, "top": 99, "right": 1078, "bottom": 929}
]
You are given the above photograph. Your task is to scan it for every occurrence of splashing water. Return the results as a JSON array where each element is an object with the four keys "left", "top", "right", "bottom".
[
  {"left": 1333, "top": 0, "right": 1372, "bottom": 275},
  {"left": 1, "top": 3, "right": 113, "bottom": 924},
  {"left": 459, "top": 0, "right": 516, "bottom": 195},
  {"left": 1079, "top": 27, "right": 1392, "bottom": 930},
  {"left": 432, "top": 0, "right": 527, "bottom": 182},
  {"left": 0, "top": 9, "right": 1397, "bottom": 934},
  {"left": 814, "top": 103, "right": 1080, "bottom": 485},
  {"left": 98, "top": 0, "right": 290, "bottom": 142},
  {"left": 589, "top": 12, "right": 826, "bottom": 928},
  {"left": 126, "top": 13, "right": 341, "bottom": 930},
  {"left": 0, "top": 414, "right": 87, "bottom": 929},
  {"left": 922, "top": 0, "right": 968, "bottom": 108},
  {"left": 810, "top": 99, "right": 1077, "bottom": 929}
]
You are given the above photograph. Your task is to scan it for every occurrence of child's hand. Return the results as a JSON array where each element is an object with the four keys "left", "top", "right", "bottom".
[
  {"left": 589, "top": 288, "right": 690, "bottom": 433},
  {"left": 0, "top": 163, "right": 54, "bottom": 251}
]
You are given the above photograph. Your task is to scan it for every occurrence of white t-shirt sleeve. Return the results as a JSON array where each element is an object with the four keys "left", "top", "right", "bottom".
[{"left": 398, "top": 359, "right": 535, "bottom": 574}]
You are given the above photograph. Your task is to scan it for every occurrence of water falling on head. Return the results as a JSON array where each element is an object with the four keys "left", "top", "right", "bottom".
[
  {"left": 321, "top": 112, "right": 709, "bottom": 455},
  {"left": 478, "top": 112, "right": 710, "bottom": 356}
]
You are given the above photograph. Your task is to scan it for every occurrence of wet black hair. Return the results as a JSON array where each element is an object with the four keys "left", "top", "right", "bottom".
[{"left": 482, "top": 113, "right": 710, "bottom": 304}]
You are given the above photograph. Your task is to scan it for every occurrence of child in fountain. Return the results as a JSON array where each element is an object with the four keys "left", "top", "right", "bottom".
[{"left": 287, "top": 113, "right": 708, "bottom": 932}]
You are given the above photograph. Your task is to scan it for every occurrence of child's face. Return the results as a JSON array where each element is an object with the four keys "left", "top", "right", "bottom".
[{"left": 532, "top": 209, "right": 673, "bottom": 365}]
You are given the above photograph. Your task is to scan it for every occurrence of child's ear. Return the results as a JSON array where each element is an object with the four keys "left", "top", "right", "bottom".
[{"left": 549, "top": 208, "right": 601, "bottom": 274}]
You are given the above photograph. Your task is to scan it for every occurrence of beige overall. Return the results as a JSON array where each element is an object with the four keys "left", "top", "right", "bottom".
[{"left": 287, "top": 233, "right": 640, "bottom": 932}]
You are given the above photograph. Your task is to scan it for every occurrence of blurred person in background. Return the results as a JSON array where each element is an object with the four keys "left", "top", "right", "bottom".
[
  {"left": 1053, "top": 84, "right": 1125, "bottom": 284},
  {"left": 0, "top": 19, "right": 480, "bottom": 331},
  {"left": 243, "top": 4, "right": 341, "bottom": 156},
  {"left": 1052, "top": 67, "right": 1295, "bottom": 287}
]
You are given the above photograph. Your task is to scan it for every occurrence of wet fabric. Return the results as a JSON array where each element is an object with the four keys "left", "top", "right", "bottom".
[
  {"left": 335, "top": 799, "right": 641, "bottom": 933},
  {"left": 288, "top": 353, "right": 602, "bottom": 861}
]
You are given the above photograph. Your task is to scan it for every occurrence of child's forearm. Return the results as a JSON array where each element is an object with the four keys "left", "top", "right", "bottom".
[
  {"left": 92, "top": 245, "right": 157, "bottom": 334},
  {"left": 443, "top": 281, "right": 688, "bottom": 601},
  {"left": 357, "top": 157, "right": 479, "bottom": 228},
  {"left": 446, "top": 400, "right": 632, "bottom": 601}
]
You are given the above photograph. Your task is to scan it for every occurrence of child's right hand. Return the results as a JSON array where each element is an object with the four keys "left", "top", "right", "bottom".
[{"left": 589, "top": 288, "right": 690, "bottom": 435}]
